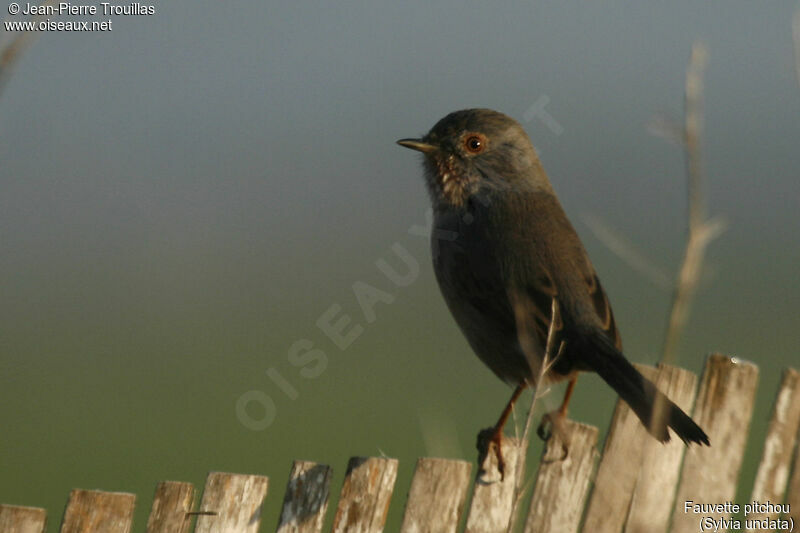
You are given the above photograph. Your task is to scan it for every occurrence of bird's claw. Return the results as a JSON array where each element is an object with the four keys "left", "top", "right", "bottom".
[
  {"left": 537, "top": 415, "right": 553, "bottom": 441},
  {"left": 537, "top": 411, "right": 570, "bottom": 462},
  {"left": 476, "top": 426, "right": 506, "bottom": 481}
]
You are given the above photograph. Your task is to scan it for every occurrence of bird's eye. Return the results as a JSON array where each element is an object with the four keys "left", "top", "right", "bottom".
[{"left": 464, "top": 135, "right": 485, "bottom": 154}]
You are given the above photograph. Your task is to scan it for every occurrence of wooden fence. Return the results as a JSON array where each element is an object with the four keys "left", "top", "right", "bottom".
[{"left": 2, "top": 354, "right": 799, "bottom": 533}]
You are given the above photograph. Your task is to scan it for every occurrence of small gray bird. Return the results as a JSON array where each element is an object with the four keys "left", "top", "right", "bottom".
[{"left": 397, "top": 109, "right": 708, "bottom": 475}]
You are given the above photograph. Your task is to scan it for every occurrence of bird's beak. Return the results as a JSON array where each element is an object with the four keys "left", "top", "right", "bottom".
[{"left": 396, "top": 138, "right": 437, "bottom": 154}]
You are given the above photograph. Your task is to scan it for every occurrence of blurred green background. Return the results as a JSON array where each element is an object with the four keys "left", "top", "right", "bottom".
[{"left": 1, "top": 1, "right": 798, "bottom": 531}]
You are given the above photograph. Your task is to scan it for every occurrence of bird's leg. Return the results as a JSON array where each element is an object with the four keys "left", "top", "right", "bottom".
[
  {"left": 477, "top": 383, "right": 525, "bottom": 481},
  {"left": 536, "top": 375, "right": 577, "bottom": 456},
  {"left": 558, "top": 375, "right": 577, "bottom": 417}
]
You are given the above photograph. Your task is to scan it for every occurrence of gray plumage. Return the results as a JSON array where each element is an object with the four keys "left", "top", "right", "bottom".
[{"left": 398, "top": 108, "right": 708, "bottom": 445}]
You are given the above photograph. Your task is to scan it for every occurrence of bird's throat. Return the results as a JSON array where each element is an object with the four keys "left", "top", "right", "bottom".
[{"left": 429, "top": 154, "right": 474, "bottom": 208}]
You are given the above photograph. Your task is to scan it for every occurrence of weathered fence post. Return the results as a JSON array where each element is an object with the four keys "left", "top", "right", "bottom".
[
  {"left": 7, "top": 359, "right": 800, "bottom": 533},
  {"left": 788, "top": 439, "right": 800, "bottom": 526},
  {"left": 193, "top": 472, "right": 268, "bottom": 533},
  {"left": 0, "top": 504, "right": 47, "bottom": 533},
  {"left": 399, "top": 458, "right": 471, "bottom": 532},
  {"left": 330, "top": 457, "right": 398, "bottom": 533},
  {"left": 464, "top": 437, "right": 520, "bottom": 533},
  {"left": 583, "top": 365, "right": 676, "bottom": 533},
  {"left": 145, "top": 481, "right": 195, "bottom": 533},
  {"left": 671, "top": 354, "right": 759, "bottom": 533},
  {"left": 524, "top": 420, "right": 598, "bottom": 533},
  {"left": 60, "top": 489, "right": 136, "bottom": 533},
  {"left": 276, "top": 460, "right": 332, "bottom": 533},
  {"left": 745, "top": 368, "right": 800, "bottom": 530},
  {"left": 625, "top": 365, "right": 700, "bottom": 533}
]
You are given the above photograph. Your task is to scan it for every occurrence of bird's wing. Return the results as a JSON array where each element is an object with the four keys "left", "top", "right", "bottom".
[
  {"left": 513, "top": 267, "right": 561, "bottom": 353},
  {"left": 512, "top": 247, "right": 621, "bottom": 354},
  {"left": 584, "top": 269, "right": 623, "bottom": 350}
]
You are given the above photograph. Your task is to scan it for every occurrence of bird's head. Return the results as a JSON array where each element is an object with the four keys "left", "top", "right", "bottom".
[{"left": 397, "top": 108, "right": 547, "bottom": 209}]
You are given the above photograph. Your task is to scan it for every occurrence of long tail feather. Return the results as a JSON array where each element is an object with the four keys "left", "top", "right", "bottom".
[{"left": 570, "top": 326, "right": 709, "bottom": 446}]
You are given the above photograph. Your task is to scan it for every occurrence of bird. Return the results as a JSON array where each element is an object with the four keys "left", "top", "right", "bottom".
[{"left": 397, "top": 108, "right": 709, "bottom": 477}]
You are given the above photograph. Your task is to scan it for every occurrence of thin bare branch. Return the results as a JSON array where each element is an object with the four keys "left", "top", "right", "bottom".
[
  {"left": 0, "top": 1, "right": 54, "bottom": 98},
  {"left": 684, "top": 43, "right": 708, "bottom": 230},
  {"left": 506, "top": 297, "right": 563, "bottom": 533},
  {"left": 661, "top": 42, "right": 726, "bottom": 364},
  {"left": 0, "top": 32, "right": 34, "bottom": 96},
  {"left": 581, "top": 213, "right": 672, "bottom": 290},
  {"left": 647, "top": 113, "right": 684, "bottom": 145}
]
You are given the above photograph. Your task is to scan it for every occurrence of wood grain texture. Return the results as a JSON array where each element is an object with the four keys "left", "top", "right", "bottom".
[
  {"left": 193, "top": 472, "right": 268, "bottom": 533},
  {"left": 0, "top": 504, "right": 47, "bottom": 533},
  {"left": 276, "top": 461, "right": 332, "bottom": 533},
  {"left": 399, "top": 458, "right": 471, "bottom": 533},
  {"left": 145, "top": 481, "right": 195, "bottom": 533},
  {"left": 787, "top": 433, "right": 800, "bottom": 526},
  {"left": 746, "top": 368, "right": 800, "bottom": 530},
  {"left": 524, "top": 420, "right": 598, "bottom": 533},
  {"left": 464, "top": 437, "right": 520, "bottom": 533},
  {"left": 330, "top": 457, "right": 398, "bottom": 533},
  {"left": 582, "top": 364, "right": 655, "bottom": 533},
  {"left": 671, "top": 354, "right": 759, "bottom": 533},
  {"left": 625, "top": 365, "right": 699, "bottom": 533},
  {"left": 59, "top": 489, "right": 135, "bottom": 533}
]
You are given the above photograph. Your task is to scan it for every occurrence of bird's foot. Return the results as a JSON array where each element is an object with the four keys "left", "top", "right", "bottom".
[
  {"left": 536, "top": 410, "right": 557, "bottom": 441},
  {"left": 537, "top": 410, "right": 569, "bottom": 461},
  {"left": 476, "top": 426, "right": 507, "bottom": 482}
]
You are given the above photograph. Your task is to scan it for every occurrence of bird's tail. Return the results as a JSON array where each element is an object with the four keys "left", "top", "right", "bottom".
[{"left": 569, "top": 326, "right": 709, "bottom": 446}]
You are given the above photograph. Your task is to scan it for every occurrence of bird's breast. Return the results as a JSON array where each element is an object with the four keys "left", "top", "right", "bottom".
[{"left": 430, "top": 209, "right": 537, "bottom": 383}]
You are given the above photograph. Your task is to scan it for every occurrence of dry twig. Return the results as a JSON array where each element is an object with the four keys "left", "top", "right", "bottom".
[
  {"left": 581, "top": 213, "right": 672, "bottom": 290},
  {"left": 505, "top": 297, "right": 564, "bottom": 532},
  {"left": 0, "top": 1, "right": 54, "bottom": 97},
  {"left": 661, "top": 42, "right": 727, "bottom": 365}
]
